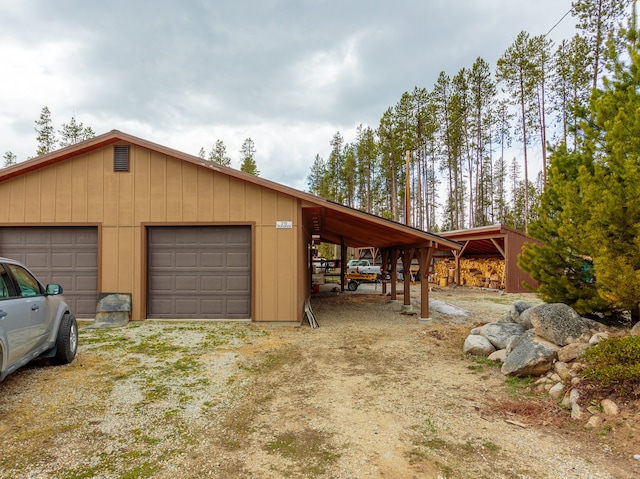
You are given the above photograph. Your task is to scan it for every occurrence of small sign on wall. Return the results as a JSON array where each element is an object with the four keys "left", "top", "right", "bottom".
[{"left": 276, "top": 221, "right": 293, "bottom": 229}]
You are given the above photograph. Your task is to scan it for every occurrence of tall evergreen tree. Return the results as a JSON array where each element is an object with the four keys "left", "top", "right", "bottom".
[
  {"left": 59, "top": 114, "right": 95, "bottom": 147},
  {"left": 35, "top": 106, "right": 56, "bottom": 156},
  {"left": 521, "top": 10, "right": 640, "bottom": 317},
  {"left": 239, "top": 138, "right": 259, "bottom": 176},
  {"left": 572, "top": 0, "right": 632, "bottom": 89},
  {"left": 496, "top": 31, "right": 542, "bottom": 229},
  {"left": 307, "top": 154, "right": 329, "bottom": 197},
  {"left": 209, "top": 139, "right": 232, "bottom": 166}
]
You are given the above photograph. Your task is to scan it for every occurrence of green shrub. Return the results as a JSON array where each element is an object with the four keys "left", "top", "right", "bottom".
[{"left": 581, "top": 336, "right": 640, "bottom": 397}]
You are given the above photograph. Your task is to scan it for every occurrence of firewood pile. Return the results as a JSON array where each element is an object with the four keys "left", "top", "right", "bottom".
[{"left": 432, "top": 258, "right": 505, "bottom": 289}]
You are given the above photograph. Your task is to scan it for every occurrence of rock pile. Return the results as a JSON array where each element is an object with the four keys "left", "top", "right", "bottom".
[{"left": 463, "top": 300, "right": 623, "bottom": 421}]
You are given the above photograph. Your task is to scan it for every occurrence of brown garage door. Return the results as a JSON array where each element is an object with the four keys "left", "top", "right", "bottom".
[
  {"left": 147, "top": 226, "right": 251, "bottom": 319},
  {"left": 0, "top": 227, "right": 99, "bottom": 318}
]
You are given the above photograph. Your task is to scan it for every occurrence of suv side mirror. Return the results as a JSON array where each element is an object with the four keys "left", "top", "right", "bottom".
[{"left": 46, "top": 284, "right": 63, "bottom": 295}]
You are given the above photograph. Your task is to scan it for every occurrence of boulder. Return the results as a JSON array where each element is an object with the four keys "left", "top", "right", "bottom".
[
  {"left": 631, "top": 321, "right": 640, "bottom": 336},
  {"left": 463, "top": 334, "right": 496, "bottom": 356},
  {"left": 558, "top": 342, "right": 590, "bottom": 362},
  {"left": 528, "top": 303, "right": 592, "bottom": 346},
  {"left": 501, "top": 330, "right": 559, "bottom": 377},
  {"left": 505, "top": 300, "right": 533, "bottom": 322},
  {"left": 515, "top": 307, "right": 534, "bottom": 330},
  {"left": 548, "top": 382, "right": 565, "bottom": 400},
  {"left": 488, "top": 349, "right": 507, "bottom": 362},
  {"left": 478, "top": 322, "right": 525, "bottom": 350}
]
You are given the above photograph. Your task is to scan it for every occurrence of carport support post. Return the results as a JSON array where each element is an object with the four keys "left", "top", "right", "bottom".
[
  {"left": 381, "top": 248, "right": 389, "bottom": 295},
  {"left": 401, "top": 248, "right": 414, "bottom": 314},
  {"left": 390, "top": 249, "right": 400, "bottom": 301},
  {"left": 340, "top": 236, "right": 347, "bottom": 292},
  {"left": 418, "top": 245, "right": 434, "bottom": 323}
]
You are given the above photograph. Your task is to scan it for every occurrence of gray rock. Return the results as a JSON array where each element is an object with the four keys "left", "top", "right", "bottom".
[
  {"left": 515, "top": 307, "right": 534, "bottom": 330},
  {"left": 631, "top": 321, "right": 640, "bottom": 336},
  {"left": 501, "top": 330, "right": 559, "bottom": 377},
  {"left": 582, "top": 317, "right": 607, "bottom": 332},
  {"left": 488, "top": 349, "right": 507, "bottom": 362},
  {"left": 549, "top": 382, "right": 565, "bottom": 399},
  {"left": 478, "top": 322, "right": 525, "bottom": 349},
  {"left": 505, "top": 335, "right": 520, "bottom": 353},
  {"left": 529, "top": 303, "right": 592, "bottom": 346},
  {"left": 503, "top": 300, "right": 532, "bottom": 323},
  {"left": 589, "top": 331, "right": 609, "bottom": 345},
  {"left": 463, "top": 334, "right": 496, "bottom": 356}
]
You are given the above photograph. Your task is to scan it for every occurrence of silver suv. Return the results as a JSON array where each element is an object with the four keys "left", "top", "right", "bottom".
[{"left": 0, "top": 257, "right": 77, "bottom": 382}]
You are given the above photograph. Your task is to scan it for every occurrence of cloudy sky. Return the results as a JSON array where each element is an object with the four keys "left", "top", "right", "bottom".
[{"left": 0, "top": 0, "right": 576, "bottom": 190}]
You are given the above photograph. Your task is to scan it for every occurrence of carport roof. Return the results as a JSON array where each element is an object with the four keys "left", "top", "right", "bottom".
[{"left": 0, "top": 130, "right": 461, "bottom": 252}]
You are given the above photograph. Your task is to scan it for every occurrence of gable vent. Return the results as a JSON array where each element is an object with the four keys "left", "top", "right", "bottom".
[{"left": 114, "top": 145, "right": 130, "bottom": 171}]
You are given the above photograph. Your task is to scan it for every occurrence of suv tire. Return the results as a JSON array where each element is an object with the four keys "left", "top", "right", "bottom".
[{"left": 53, "top": 313, "right": 78, "bottom": 365}]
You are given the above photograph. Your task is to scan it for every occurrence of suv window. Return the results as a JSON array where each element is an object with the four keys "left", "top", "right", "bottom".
[
  {"left": 6, "top": 264, "right": 42, "bottom": 297},
  {"left": 0, "top": 265, "right": 17, "bottom": 298}
]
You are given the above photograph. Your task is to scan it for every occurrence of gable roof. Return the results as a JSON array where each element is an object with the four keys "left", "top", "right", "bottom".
[{"left": 0, "top": 130, "right": 460, "bottom": 252}]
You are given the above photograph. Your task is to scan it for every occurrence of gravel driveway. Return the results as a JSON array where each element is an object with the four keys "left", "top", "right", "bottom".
[{"left": 0, "top": 286, "right": 637, "bottom": 478}]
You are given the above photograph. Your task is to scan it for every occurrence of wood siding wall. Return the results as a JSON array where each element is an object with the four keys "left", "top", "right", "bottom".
[{"left": 0, "top": 144, "right": 306, "bottom": 322}]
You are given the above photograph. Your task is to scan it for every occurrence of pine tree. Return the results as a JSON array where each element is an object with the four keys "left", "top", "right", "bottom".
[
  {"left": 496, "top": 31, "right": 542, "bottom": 229},
  {"left": 239, "top": 138, "right": 259, "bottom": 176},
  {"left": 209, "top": 139, "right": 232, "bottom": 166},
  {"left": 572, "top": 0, "right": 632, "bottom": 89},
  {"left": 520, "top": 11, "right": 640, "bottom": 317},
  {"left": 3, "top": 151, "right": 17, "bottom": 167},
  {"left": 35, "top": 106, "right": 56, "bottom": 156},
  {"left": 59, "top": 114, "right": 95, "bottom": 147}
]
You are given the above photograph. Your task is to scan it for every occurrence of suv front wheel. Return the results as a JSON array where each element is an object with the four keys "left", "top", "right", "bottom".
[{"left": 53, "top": 313, "right": 78, "bottom": 365}]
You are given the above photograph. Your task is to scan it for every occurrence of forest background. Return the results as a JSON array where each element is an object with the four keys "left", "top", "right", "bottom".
[{"left": 305, "top": 0, "right": 634, "bottom": 234}]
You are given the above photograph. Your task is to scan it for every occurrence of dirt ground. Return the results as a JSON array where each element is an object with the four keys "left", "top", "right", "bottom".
[{"left": 0, "top": 285, "right": 639, "bottom": 478}]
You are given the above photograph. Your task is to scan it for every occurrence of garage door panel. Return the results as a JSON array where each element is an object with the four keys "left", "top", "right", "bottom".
[
  {"left": 51, "top": 253, "right": 74, "bottom": 268},
  {"left": 227, "top": 252, "right": 249, "bottom": 268},
  {"left": 201, "top": 253, "right": 223, "bottom": 267},
  {"left": 227, "top": 300, "right": 250, "bottom": 316},
  {"left": 147, "top": 226, "right": 251, "bottom": 319},
  {"left": 227, "top": 276, "right": 249, "bottom": 291},
  {"left": 175, "top": 275, "right": 197, "bottom": 290},
  {"left": 200, "top": 229, "right": 226, "bottom": 244},
  {"left": 175, "top": 252, "right": 198, "bottom": 268},
  {"left": 227, "top": 228, "right": 251, "bottom": 243},
  {"left": 201, "top": 299, "right": 224, "bottom": 314},
  {"left": 175, "top": 299, "right": 198, "bottom": 315},
  {"left": 150, "top": 276, "right": 173, "bottom": 291},
  {"left": 0, "top": 227, "right": 98, "bottom": 318},
  {"left": 201, "top": 276, "right": 223, "bottom": 291}
]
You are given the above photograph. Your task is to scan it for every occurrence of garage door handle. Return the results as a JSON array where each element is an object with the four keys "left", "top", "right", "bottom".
[
  {"left": 31, "top": 305, "right": 39, "bottom": 311},
  {"left": 0, "top": 310, "right": 6, "bottom": 318}
]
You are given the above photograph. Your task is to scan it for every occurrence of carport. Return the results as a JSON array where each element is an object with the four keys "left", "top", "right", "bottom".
[{"left": 301, "top": 202, "right": 461, "bottom": 321}]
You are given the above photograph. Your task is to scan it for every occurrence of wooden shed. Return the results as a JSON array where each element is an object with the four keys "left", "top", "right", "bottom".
[
  {"left": 437, "top": 225, "right": 539, "bottom": 293},
  {"left": 0, "top": 130, "right": 460, "bottom": 322}
]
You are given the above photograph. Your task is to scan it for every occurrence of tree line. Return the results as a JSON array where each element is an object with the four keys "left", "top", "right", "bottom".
[
  {"left": 306, "top": 0, "right": 633, "bottom": 233},
  {"left": 4, "top": 107, "right": 261, "bottom": 176}
]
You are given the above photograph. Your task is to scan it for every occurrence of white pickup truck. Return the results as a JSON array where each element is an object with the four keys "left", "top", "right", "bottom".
[{"left": 346, "top": 259, "right": 382, "bottom": 276}]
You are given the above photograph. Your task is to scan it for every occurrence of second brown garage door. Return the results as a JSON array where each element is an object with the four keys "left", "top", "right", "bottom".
[{"left": 147, "top": 226, "right": 251, "bottom": 319}]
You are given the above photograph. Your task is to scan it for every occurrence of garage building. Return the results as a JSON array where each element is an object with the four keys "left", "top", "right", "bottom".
[{"left": 0, "top": 130, "right": 460, "bottom": 322}]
